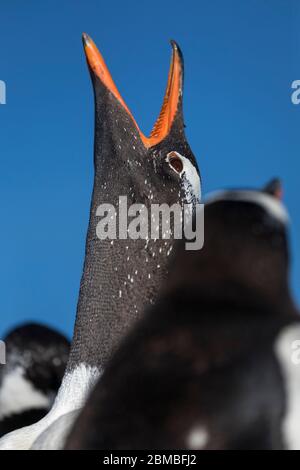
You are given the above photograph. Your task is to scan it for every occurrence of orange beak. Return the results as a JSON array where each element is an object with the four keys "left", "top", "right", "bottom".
[{"left": 82, "top": 33, "right": 183, "bottom": 148}]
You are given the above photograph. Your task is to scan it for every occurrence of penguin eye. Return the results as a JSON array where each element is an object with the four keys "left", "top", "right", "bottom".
[{"left": 167, "top": 151, "right": 184, "bottom": 174}]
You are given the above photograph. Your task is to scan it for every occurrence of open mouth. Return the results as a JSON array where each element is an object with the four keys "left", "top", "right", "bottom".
[{"left": 82, "top": 33, "right": 183, "bottom": 148}]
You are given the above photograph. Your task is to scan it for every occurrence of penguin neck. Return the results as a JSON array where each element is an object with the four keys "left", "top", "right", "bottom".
[
  {"left": 66, "top": 110, "right": 173, "bottom": 373},
  {"left": 167, "top": 247, "right": 296, "bottom": 318},
  {"left": 198, "top": 274, "right": 294, "bottom": 317},
  {"left": 67, "top": 187, "right": 171, "bottom": 372}
]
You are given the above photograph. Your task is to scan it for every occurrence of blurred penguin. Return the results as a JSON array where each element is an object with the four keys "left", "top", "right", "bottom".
[{"left": 65, "top": 180, "right": 300, "bottom": 450}]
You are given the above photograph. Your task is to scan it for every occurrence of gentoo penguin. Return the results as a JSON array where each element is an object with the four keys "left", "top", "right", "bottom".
[
  {"left": 0, "top": 34, "right": 200, "bottom": 449},
  {"left": 0, "top": 323, "right": 69, "bottom": 437},
  {"left": 65, "top": 181, "right": 300, "bottom": 450}
]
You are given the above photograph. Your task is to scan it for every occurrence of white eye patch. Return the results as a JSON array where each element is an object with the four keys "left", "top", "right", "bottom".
[
  {"left": 166, "top": 151, "right": 201, "bottom": 202},
  {"left": 205, "top": 190, "right": 289, "bottom": 225}
]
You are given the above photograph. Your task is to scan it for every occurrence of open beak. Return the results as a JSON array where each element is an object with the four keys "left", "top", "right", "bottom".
[
  {"left": 82, "top": 33, "right": 183, "bottom": 148},
  {"left": 264, "top": 178, "right": 283, "bottom": 200}
]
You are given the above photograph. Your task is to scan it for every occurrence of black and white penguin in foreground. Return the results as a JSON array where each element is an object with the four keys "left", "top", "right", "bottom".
[
  {"left": 0, "top": 34, "right": 200, "bottom": 449},
  {"left": 0, "top": 323, "right": 69, "bottom": 437},
  {"left": 65, "top": 181, "right": 300, "bottom": 450}
]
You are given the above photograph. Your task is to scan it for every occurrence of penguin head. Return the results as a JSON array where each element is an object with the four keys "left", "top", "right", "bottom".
[
  {"left": 205, "top": 179, "right": 290, "bottom": 300},
  {"left": 205, "top": 178, "right": 289, "bottom": 248},
  {"left": 1, "top": 323, "right": 70, "bottom": 397},
  {"left": 0, "top": 323, "right": 70, "bottom": 427},
  {"left": 168, "top": 180, "right": 291, "bottom": 309},
  {"left": 82, "top": 34, "right": 200, "bottom": 209}
]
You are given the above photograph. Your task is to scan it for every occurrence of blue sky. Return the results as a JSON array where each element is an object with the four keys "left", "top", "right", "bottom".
[{"left": 0, "top": 0, "right": 299, "bottom": 338}]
